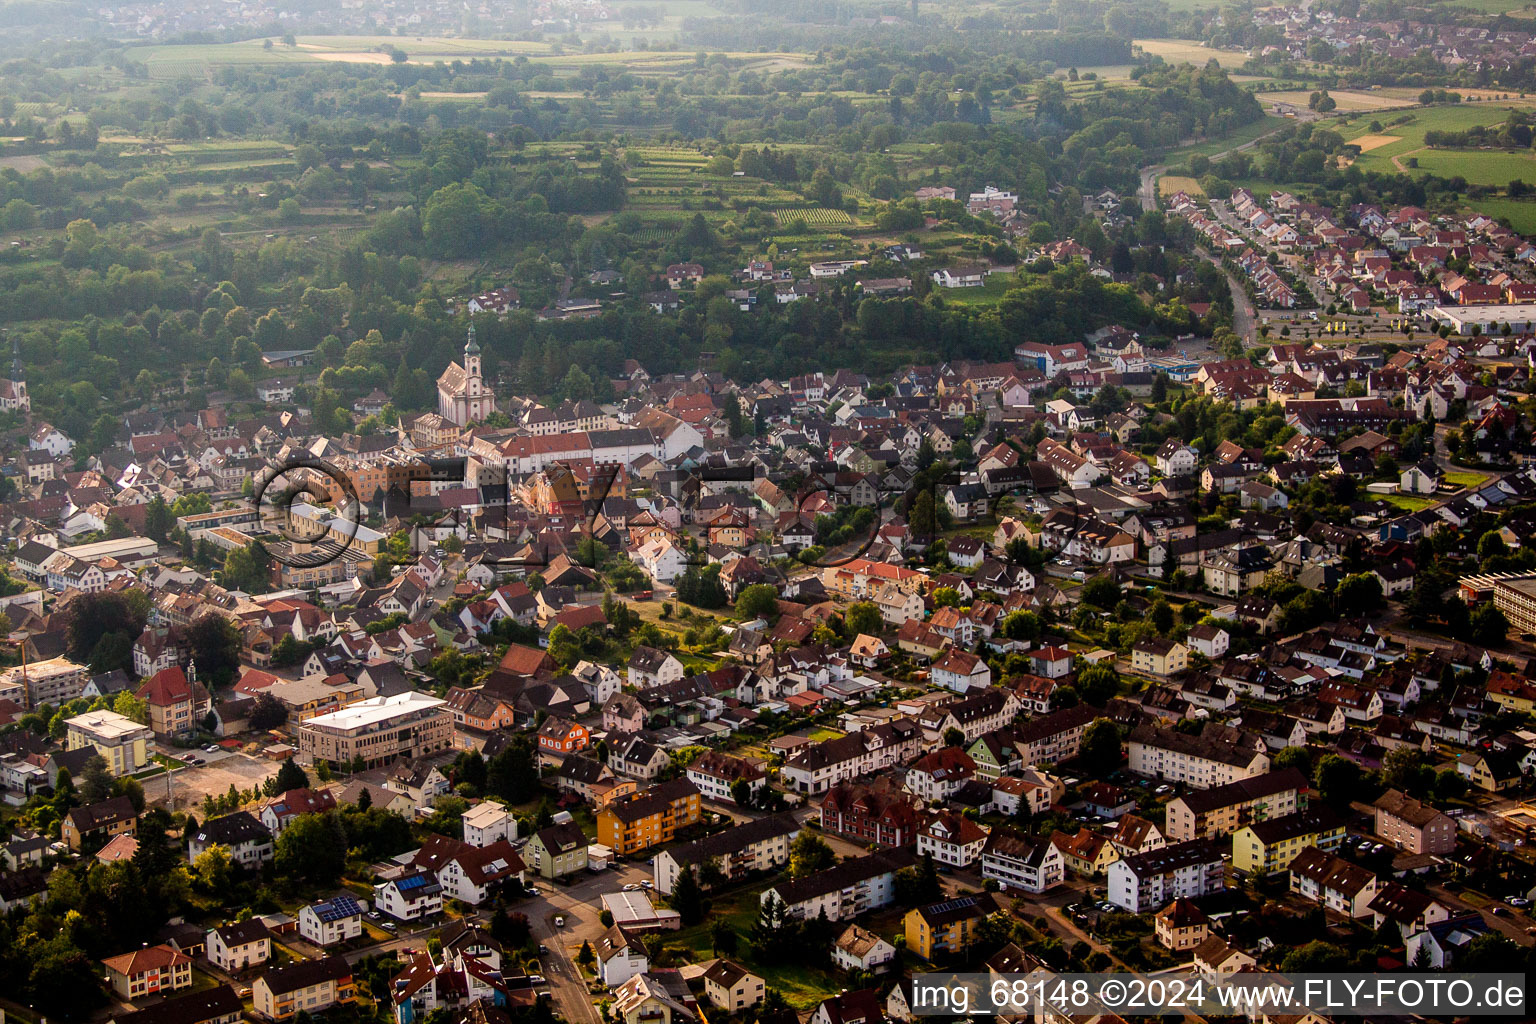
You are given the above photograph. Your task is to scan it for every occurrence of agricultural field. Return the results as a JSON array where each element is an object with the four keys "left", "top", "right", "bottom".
[
  {"left": 1255, "top": 88, "right": 1415, "bottom": 112},
  {"left": 1133, "top": 38, "right": 1251, "bottom": 69},
  {"left": 1336, "top": 104, "right": 1536, "bottom": 186},
  {"left": 130, "top": 35, "right": 813, "bottom": 78},
  {"left": 1158, "top": 174, "right": 1205, "bottom": 196}
]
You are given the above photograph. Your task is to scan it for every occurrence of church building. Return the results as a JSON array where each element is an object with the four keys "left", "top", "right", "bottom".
[{"left": 436, "top": 326, "right": 493, "bottom": 427}]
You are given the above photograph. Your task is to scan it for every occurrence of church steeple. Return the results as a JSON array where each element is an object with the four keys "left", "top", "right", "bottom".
[
  {"left": 5, "top": 331, "right": 16, "bottom": 383},
  {"left": 465, "top": 324, "right": 480, "bottom": 357}
]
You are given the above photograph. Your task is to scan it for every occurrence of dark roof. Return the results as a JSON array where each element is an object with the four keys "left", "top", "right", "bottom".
[
  {"left": 602, "top": 778, "right": 698, "bottom": 824},
  {"left": 192, "top": 811, "right": 271, "bottom": 848},
  {"left": 663, "top": 814, "right": 800, "bottom": 870},
  {"left": 535, "top": 822, "right": 589, "bottom": 855},
  {"left": 768, "top": 849, "right": 917, "bottom": 906},
  {"left": 212, "top": 918, "right": 270, "bottom": 946},
  {"left": 66, "top": 795, "right": 137, "bottom": 833},
  {"left": 257, "top": 954, "right": 353, "bottom": 995},
  {"left": 1172, "top": 768, "right": 1306, "bottom": 815},
  {"left": 109, "top": 985, "right": 244, "bottom": 1024}
]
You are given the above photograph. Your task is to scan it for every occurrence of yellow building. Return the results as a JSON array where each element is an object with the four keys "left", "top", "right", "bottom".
[
  {"left": 1232, "top": 807, "right": 1345, "bottom": 875},
  {"left": 64, "top": 709, "right": 151, "bottom": 776},
  {"left": 1050, "top": 827, "right": 1121, "bottom": 877},
  {"left": 597, "top": 778, "right": 702, "bottom": 855},
  {"left": 903, "top": 893, "right": 997, "bottom": 961}
]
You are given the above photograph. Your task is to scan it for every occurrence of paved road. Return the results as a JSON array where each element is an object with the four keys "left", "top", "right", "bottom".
[{"left": 1136, "top": 122, "right": 1291, "bottom": 211}]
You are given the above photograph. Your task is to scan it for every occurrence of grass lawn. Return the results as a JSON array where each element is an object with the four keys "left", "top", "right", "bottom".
[
  {"left": 937, "top": 275, "right": 1016, "bottom": 306},
  {"left": 1384, "top": 493, "right": 1436, "bottom": 512},
  {"left": 666, "top": 887, "right": 848, "bottom": 1008},
  {"left": 805, "top": 726, "right": 845, "bottom": 742},
  {"left": 1445, "top": 470, "right": 1489, "bottom": 488}
]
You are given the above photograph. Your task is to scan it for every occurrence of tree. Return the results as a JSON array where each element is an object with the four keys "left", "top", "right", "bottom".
[
  {"left": 825, "top": 600, "right": 880, "bottom": 641},
  {"left": 1271, "top": 746, "right": 1311, "bottom": 774},
  {"left": 1336, "top": 573, "right": 1384, "bottom": 614},
  {"left": 273, "top": 757, "right": 309, "bottom": 793},
  {"left": 1076, "top": 664, "right": 1120, "bottom": 706},
  {"left": 80, "top": 754, "right": 114, "bottom": 802},
  {"left": 710, "top": 919, "right": 738, "bottom": 956},
  {"left": 1149, "top": 599, "right": 1174, "bottom": 634},
  {"left": 577, "top": 940, "right": 595, "bottom": 968},
  {"left": 1081, "top": 719, "right": 1122, "bottom": 767},
  {"left": 1313, "top": 754, "right": 1360, "bottom": 808},
  {"left": 789, "top": 832, "right": 836, "bottom": 877},
  {"left": 1080, "top": 576, "right": 1121, "bottom": 609},
  {"left": 1471, "top": 602, "right": 1508, "bottom": 647},
  {"left": 944, "top": 727, "right": 966, "bottom": 747},
  {"left": 113, "top": 690, "right": 149, "bottom": 725},
  {"left": 193, "top": 844, "right": 234, "bottom": 890},
  {"left": 735, "top": 584, "right": 779, "bottom": 621},
  {"left": 249, "top": 692, "right": 289, "bottom": 731},
  {"left": 274, "top": 811, "right": 348, "bottom": 884},
  {"left": 1001, "top": 610, "right": 1041, "bottom": 642},
  {"left": 730, "top": 778, "right": 754, "bottom": 808},
  {"left": 670, "top": 867, "right": 706, "bottom": 925}
]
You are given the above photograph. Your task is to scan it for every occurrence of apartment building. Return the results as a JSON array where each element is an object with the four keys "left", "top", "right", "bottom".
[
  {"left": 980, "top": 827, "right": 1064, "bottom": 894},
  {"left": 1372, "top": 788, "right": 1457, "bottom": 854},
  {"left": 1164, "top": 768, "right": 1307, "bottom": 842},
  {"left": 903, "top": 894, "right": 997, "bottom": 961},
  {"left": 251, "top": 956, "right": 357, "bottom": 1021},
  {"left": 596, "top": 778, "right": 702, "bottom": 856},
  {"left": 760, "top": 848, "right": 917, "bottom": 923},
  {"left": 1288, "top": 846, "right": 1378, "bottom": 918},
  {"left": 654, "top": 814, "right": 800, "bottom": 895},
  {"left": 1129, "top": 722, "right": 1270, "bottom": 789},
  {"left": 1107, "top": 839, "right": 1225, "bottom": 913},
  {"left": 1232, "top": 806, "right": 1345, "bottom": 875},
  {"left": 780, "top": 718, "right": 924, "bottom": 795},
  {"left": 297, "top": 691, "right": 452, "bottom": 770},
  {"left": 65, "top": 709, "right": 151, "bottom": 776}
]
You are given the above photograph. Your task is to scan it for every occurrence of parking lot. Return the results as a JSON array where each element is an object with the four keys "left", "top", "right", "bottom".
[{"left": 149, "top": 746, "right": 280, "bottom": 813}]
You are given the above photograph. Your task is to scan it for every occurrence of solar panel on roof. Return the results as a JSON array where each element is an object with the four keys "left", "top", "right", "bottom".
[
  {"left": 315, "top": 895, "right": 361, "bottom": 922},
  {"left": 398, "top": 874, "right": 429, "bottom": 890}
]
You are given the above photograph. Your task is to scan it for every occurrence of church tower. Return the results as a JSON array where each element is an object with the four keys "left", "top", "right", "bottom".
[
  {"left": 464, "top": 325, "right": 490, "bottom": 421},
  {"left": 464, "top": 325, "right": 482, "bottom": 388}
]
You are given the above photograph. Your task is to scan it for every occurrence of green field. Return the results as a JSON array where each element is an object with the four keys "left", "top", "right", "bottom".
[
  {"left": 130, "top": 35, "right": 812, "bottom": 77},
  {"left": 1338, "top": 104, "right": 1536, "bottom": 185},
  {"left": 1385, "top": 493, "right": 1437, "bottom": 512},
  {"left": 1166, "top": 115, "right": 1287, "bottom": 161}
]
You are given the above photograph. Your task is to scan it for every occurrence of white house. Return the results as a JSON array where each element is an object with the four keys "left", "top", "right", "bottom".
[
  {"left": 206, "top": 919, "right": 271, "bottom": 971},
  {"left": 1107, "top": 839, "right": 1224, "bottom": 912},
  {"left": 373, "top": 871, "right": 444, "bottom": 922},
  {"left": 411, "top": 836, "right": 524, "bottom": 906},
  {"left": 461, "top": 802, "right": 517, "bottom": 848},
  {"left": 981, "top": 827, "right": 1065, "bottom": 894},
  {"left": 298, "top": 895, "right": 365, "bottom": 947},
  {"left": 596, "top": 925, "right": 650, "bottom": 987},
  {"left": 632, "top": 538, "right": 689, "bottom": 583},
  {"left": 931, "top": 648, "right": 991, "bottom": 692},
  {"left": 832, "top": 924, "right": 896, "bottom": 973}
]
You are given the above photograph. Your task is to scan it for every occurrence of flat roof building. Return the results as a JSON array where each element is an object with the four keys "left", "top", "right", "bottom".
[
  {"left": 65, "top": 709, "right": 152, "bottom": 776},
  {"left": 297, "top": 691, "right": 451, "bottom": 770},
  {"left": 1428, "top": 303, "right": 1536, "bottom": 335}
]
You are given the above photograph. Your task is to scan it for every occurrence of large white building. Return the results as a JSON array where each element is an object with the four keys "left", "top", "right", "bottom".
[
  {"left": 297, "top": 691, "right": 452, "bottom": 769},
  {"left": 1107, "top": 839, "right": 1225, "bottom": 912}
]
